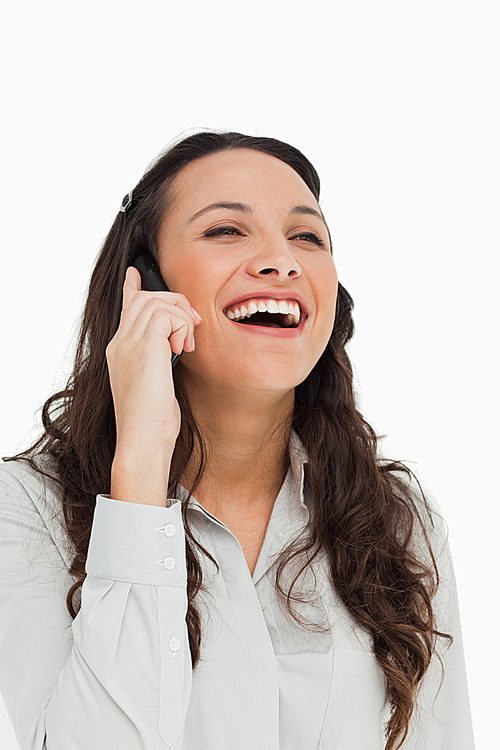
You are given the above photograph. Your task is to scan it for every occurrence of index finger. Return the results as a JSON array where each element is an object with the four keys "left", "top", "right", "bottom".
[
  {"left": 121, "top": 266, "right": 202, "bottom": 326},
  {"left": 122, "top": 266, "right": 142, "bottom": 311}
]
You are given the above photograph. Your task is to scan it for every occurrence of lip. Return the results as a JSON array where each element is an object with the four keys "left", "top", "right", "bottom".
[
  {"left": 223, "top": 290, "right": 310, "bottom": 317},
  {"left": 222, "top": 290, "right": 309, "bottom": 338},
  {"left": 225, "top": 315, "right": 307, "bottom": 337}
]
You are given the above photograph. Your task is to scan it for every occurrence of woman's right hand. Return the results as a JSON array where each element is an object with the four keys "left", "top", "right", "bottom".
[{"left": 105, "top": 266, "right": 202, "bottom": 506}]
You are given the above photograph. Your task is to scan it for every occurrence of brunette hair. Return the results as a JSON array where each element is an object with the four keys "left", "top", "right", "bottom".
[{"left": 4, "top": 130, "right": 451, "bottom": 750}]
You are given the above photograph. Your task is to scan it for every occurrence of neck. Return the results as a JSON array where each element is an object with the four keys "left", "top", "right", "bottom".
[{"left": 175, "top": 377, "right": 294, "bottom": 518}]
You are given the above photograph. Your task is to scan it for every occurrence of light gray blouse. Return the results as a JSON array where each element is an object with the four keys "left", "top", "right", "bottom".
[{"left": 0, "top": 434, "right": 475, "bottom": 749}]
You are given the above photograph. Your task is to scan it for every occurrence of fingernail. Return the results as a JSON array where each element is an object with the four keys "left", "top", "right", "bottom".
[
  {"left": 190, "top": 306, "right": 203, "bottom": 321},
  {"left": 189, "top": 332, "right": 195, "bottom": 350}
]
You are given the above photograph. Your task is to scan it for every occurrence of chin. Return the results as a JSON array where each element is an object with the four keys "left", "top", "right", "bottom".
[
  {"left": 221, "top": 363, "right": 313, "bottom": 395},
  {"left": 178, "top": 345, "right": 319, "bottom": 393}
]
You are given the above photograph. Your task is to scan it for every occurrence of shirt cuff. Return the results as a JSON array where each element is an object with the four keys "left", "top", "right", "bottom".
[{"left": 86, "top": 495, "right": 187, "bottom": 586}]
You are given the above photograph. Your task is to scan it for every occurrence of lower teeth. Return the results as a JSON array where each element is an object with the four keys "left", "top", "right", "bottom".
[
  {"left": 237, "top": 317, "right": 297, "bottom": 328},
  {"left": 229, "top": 311, "right": 299, "bottom": 327}
]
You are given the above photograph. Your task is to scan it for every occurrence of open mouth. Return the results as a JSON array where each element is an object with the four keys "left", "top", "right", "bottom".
[
  {"left": 234, "top": 311, "right": 297, "bottom": 328},
  {"left": 224, "top": 299, "right": 302, "bottom": 329}
]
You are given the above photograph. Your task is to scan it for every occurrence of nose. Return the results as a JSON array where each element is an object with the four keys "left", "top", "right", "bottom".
[{"left": 245, "top": 240, "right": 302, "bottom": 281}]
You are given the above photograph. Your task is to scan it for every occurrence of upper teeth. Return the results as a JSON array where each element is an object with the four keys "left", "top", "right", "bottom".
[{"left": 225, "top": 299, "right": 301, "bottom": 326}]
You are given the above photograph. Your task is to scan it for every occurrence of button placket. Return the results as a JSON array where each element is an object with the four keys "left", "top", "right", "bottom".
[{"left": 169, "top": 636, "right": 180, "bottom": 657}]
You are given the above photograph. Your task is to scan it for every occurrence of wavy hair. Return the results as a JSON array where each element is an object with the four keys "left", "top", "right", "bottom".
[{"left": 4, "top": 130, "right": 451, "bottom": 750}]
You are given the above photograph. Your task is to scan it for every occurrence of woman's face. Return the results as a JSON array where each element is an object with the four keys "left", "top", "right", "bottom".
[{"left": 157, "top": 148, "right": 338, "bottom": 396}]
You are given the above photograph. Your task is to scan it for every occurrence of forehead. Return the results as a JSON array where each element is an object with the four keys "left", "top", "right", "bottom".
[{"left": 167, "top": 148, "right": 318, "bottom": 216}]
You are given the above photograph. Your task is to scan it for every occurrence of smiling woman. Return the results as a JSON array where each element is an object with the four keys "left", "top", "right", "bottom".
[{"left": 0, "top": 131, "right": 475, "bottom": 750}]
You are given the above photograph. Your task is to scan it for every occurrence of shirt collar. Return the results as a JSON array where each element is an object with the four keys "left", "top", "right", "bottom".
[
  {"left": 176, "top": 430, "right": 310, "bottom": 586},
  {"left": 289, "top": 428, "right": 308, "bottom": 507}
]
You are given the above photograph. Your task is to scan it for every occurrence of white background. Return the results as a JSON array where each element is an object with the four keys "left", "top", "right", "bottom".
[{"left": 1, "top": 1, "right": 498, "bottom": 748}]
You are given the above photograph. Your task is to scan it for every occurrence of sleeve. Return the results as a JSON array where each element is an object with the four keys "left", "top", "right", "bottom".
[
  {"left": 0, "top": 463, "right": 192, "bottom": 750},
  {"left": 402, "top": 484, "right": 475, "bottom": 749}
]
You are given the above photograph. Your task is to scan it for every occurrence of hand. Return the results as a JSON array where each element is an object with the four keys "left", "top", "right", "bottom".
[{"left": 105, "top": 266, "right": 202, "bottom": 505}]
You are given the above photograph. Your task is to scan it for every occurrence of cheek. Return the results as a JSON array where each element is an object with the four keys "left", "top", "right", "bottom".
[
  {"left": 317, "top": 267, "right": 339, "bottom": 334},
  {"left": 160, "top": 256, "right": 212, "bottom": 311},
  {"left": 160, "top": 248, "right": 231, "bottom": 312},
  {"left": 329, "top": 285, "right": 339, "bottom": 331}
]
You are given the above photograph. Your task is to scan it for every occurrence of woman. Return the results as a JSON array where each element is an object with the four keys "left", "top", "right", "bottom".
[{"left": 0, "top": 131, "right": 474, "bottom": 749}]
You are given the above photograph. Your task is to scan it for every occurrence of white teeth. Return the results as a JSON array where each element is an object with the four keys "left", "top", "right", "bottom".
[{"left": 225, "top": 298, "right": 302, "bottom": 323}]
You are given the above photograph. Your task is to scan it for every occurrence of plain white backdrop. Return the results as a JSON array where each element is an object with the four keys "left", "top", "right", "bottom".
[{"left": 1, "top": 1, "right": 498, "bottom": 748}]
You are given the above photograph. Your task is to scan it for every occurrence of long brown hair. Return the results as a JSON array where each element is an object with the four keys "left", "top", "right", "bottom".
[{"left": 4, "top": 130, "right": 451, "bottom": 750}]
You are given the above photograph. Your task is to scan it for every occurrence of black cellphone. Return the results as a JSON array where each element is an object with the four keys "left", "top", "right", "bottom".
[{"left": 132, "top": 254, "right": 181, "bottom": 368}]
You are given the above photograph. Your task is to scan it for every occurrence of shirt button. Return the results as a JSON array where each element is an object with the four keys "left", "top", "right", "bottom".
[
  {"left": 163, "top": 557, "right": 175, "bottom": 570},
  {"left": 260, "top": 600, "right": 266, "bottom": 611},
  {"left": 164, "top": 524, "right": 175, "bottom": 537},
  {"left": 169, "top": 636, "right": 180, "bottom": 652}
]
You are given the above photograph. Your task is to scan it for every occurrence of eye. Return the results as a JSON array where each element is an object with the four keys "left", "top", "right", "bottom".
[
  {"left": 291, "top": 232, "right": 325, "bottom": 247},
  {"left": 203, "top": 225, "right": 244, "bottom": 237}
]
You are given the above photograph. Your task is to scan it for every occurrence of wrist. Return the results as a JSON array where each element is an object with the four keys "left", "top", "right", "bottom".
[{"left": 111, "top": 449, "right": 173, "bottom": 507}]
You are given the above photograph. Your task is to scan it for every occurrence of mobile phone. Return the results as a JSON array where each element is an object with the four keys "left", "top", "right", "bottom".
[{"left": 132, "top": 255, "right": 181, "bottom": 367}]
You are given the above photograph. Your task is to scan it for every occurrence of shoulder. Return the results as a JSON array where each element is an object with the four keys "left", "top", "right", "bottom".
[
  {"left": 0, "top": 456, "right": 74, "bottom": 566},
  {"left": 0, "top": 455, "right": 59, "bottom": 510},
  {"left": 384, "top": 464, "right": 462, "bottom": 640},
  {"left": 384, "top": 462, "right": 450, "bottom": 562}
]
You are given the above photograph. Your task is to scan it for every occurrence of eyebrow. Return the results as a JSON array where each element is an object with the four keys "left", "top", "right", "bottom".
[
  {"left": 290, "top": 205, "right": 326, "bottom": 224},
  {"left": 187, "top": 201, "right": 327, "bottom": 226},
  {"left": 188, "top": 202, "right": 252, "bottom": 223}
]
